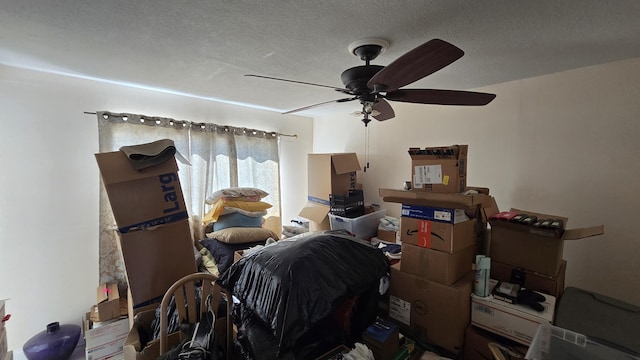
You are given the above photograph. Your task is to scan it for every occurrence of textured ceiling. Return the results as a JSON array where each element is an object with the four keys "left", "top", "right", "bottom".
[{"left": 2, "top": 0, "right": 640, "bottom": 117}]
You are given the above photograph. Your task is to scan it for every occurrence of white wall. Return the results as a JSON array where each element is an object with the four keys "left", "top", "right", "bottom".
[
  {"left": 0, "top": 65, "right": 312, "bottom": 350},
  {"left": 313, "top": 57, "right": 640, "bottom": 307}
]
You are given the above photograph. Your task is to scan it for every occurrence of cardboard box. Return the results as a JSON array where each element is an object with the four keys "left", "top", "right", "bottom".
[
  {"left": 377, "top": 228, "right": 398, "bottom": 243},
  {"left": 361, "top": 317, "right": 399, "bottom": 360},
  {"left": 95, "top": 150, "right": 197, "bottom": 310},
  {"left": 389, "top": 264, "right": 473, "bottom": 354},
  {"left": 3, "top": 351, "right": 11, "bottom": 360},
  {"left": 489, "top": 208, "right": 604, "bottom": 275},
  {"left": 379, "top": 188, "right": 493, "bottom": 210},
  {"left": 123, "top": 309, "right": 181, "bottom": 360},
  {"left": 401, "top": 244, "right": 475, "bottom": 285},
  {"left": 491, "top": 259, "right": 566, "bottom": 297},
  {"left": 408, "top": 145, "right": 467, "bottom": 193},
  {"left": 471, "top": 280, "right": 556, "bottom": 346},
  {"left": 401, "top": 204, "right": 470, "bottom": 224},
  {"left": 123, "top": 309, "right": 229, "bottom": 360},
  {"left": 307, "top": 153, "right": 361, "bottom": 205},
  {"left": 463, "top": 325, "right": 527, "bottom": 360},
  {"left": 85, "top": 317, "right": 130, "bottom": 360},
  {"left": 400, "top": 217, "right": 475, "bottom": 253},
  {"left": 90, "top": 283, "right": 122, "bottom": 322},
  {"left": 298, "top": 202, "right": 331, "bottom": 231}
]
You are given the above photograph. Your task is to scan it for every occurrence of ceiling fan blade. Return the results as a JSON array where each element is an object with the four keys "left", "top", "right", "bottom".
[
  {"left": 372, "top": 99, "right": 395, "bottom": 121},
  {"left": 385, "top": 89, "right": 496, "bottom": 106},
  {"left": 282, "top": 97, "right": 357, "bottom": 114},
  {"left": 245, "top": 74, "right": 351, "bottom": 94},
  {"left": 367, "top": 39, "right": 464, "bottom": 92}
]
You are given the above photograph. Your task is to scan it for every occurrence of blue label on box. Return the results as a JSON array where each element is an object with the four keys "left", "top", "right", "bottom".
[{"left": 401, "top": 204, "right": 457, "bottom": 223}]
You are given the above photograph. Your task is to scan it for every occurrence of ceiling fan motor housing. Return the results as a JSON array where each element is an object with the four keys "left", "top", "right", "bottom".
[{"left": 340, "top": 65, "right": 383, "bottom": 95}]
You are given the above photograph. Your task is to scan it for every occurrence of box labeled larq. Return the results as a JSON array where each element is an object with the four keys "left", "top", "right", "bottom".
[
  {"left": 489, "top": 208, "right": 604, "bottom": 276},
  {"left": 409, "top": 145, "right": 467, "bottom": 193},
  {"left": 95, "top": 148, "right": 197, "bottom": 310}
]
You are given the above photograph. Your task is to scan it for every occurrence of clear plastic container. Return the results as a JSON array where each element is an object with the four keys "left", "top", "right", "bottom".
[
  {"left": 526, "top": 323, "right": 640, "bottom": 360},
  {"left": 328, "top": 209, "right": 387, "bottom": 239}
]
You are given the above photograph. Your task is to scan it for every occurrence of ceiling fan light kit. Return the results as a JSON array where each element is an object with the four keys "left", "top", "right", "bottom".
[{"left": 246, "top": 38, "right": 497, "bottom": 125}]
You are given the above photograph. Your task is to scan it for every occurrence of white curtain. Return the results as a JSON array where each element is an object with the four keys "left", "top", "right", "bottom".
[{"left": 97, "top": 111, "right": 280, "bottom": 287}]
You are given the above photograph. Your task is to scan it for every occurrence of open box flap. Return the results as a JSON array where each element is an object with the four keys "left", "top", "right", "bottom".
[
  {"left": 299, "top": 202, "right": 330, "bottom": 223},
  {"left": 331, "top": 153, "right": 361, "bottom": 175},
  {"left": 562, "top": 225, "right": 605, "bottom": 240}
]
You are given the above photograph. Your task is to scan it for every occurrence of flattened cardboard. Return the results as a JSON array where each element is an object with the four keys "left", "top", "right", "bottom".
[
  {"left": 307, "top": 153, "right": 360, "bottom": 205},
  {"left": 379, "top": 188, "right": 492, "bottom": 209},
  {"left": 401, "top": 244, "right": 475, "bottom": 285},
  {"left": 389, "top": 264, "right": 473, "bottom": 354},
  {"left": 489, "top": 208, "right": 604, "bottom": 276},
  {"left": 409, "top": 145, "right": 467, "bottom": 193},
  {"left": 400, "top": 217, "right": 476, "bottom": 253},
  {"left": 491, "top": 259, "right": 566, "bottom": 297}
]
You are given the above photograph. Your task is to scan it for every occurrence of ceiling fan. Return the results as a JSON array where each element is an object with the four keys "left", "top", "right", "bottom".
[{"left": 246, "top": 38, "right": 496, "bottom": 126}]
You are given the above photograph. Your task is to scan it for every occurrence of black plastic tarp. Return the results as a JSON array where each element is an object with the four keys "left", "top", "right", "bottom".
[{"left": 218, "top": 230, "right": 390, "bottom": 351}]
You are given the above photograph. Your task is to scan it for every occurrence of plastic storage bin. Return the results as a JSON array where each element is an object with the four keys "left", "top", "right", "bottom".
[
  {"left": 329, "top": 209, "right": 386, "bottom": 239},
  {"left": 525, "top": 323, "right": 640, "bottom": 360}
]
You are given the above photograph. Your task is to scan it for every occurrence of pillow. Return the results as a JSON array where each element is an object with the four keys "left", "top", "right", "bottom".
[
  {"left": 206, "top": 187, "right": 269, "bottom": 205},
  {"left": 213, "top": 212, "right": 264, "bottom": 231},
  {"left": 203, "top": 200, "right": 272, "bottom": 224},
  {"left": 206, "top": 227, "right": 279, "bottom": 244},
  {"left": 199, "top": 238, "right": 268, "bottom": 274}
]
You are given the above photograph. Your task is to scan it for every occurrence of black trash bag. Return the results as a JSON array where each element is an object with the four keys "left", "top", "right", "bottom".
[{"left": 218, "top": 230, "right": 389, "bottom": 352}]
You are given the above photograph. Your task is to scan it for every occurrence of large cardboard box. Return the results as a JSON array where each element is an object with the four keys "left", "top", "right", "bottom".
[
  {"left": 95, "top": 150, "right": 197, "bottom": 310},
  {"left": 400, "top": 217, "right": 475, "bottom": 253},
  {"left": 471, "top": 280, "right": 556, "bottom": 346},
  {"left": 85, "top": 317, "right": 130, "bottom": 360},
  {"left": 389, "top": 264, "right": 473, "bottom": 354},
  {"left": 307, "top": 153, "right": 361, "bottom": 205},
  {"left": 463, "top": 325, "right": 527, "bottom": 360},
  {"left": 491, "top": 259, "right": 566, "bottom": 297},
  {"left": 489, "top": 208, "right": 604, "bottom": 276},
  {"left": 408, "top": 145, "right": 467, "bottom": 193},
  {"left": 401, "top": 243, "right": 475, "bottom": 285}
]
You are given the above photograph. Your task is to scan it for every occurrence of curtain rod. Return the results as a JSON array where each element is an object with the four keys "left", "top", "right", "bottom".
[{"left": 84, "top": 111, "right": 297, "bottom": 138}]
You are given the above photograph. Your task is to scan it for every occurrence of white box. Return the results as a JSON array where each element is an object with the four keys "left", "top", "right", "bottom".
[
  {"left": 471, "top": 280, "right": 556, "bottom": 346},
  {"left": 85, "top": 318, "right": 129, "bottom": 360},
  {"left": 328, "top": 209, "right": 386, "bottom": 239}
]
